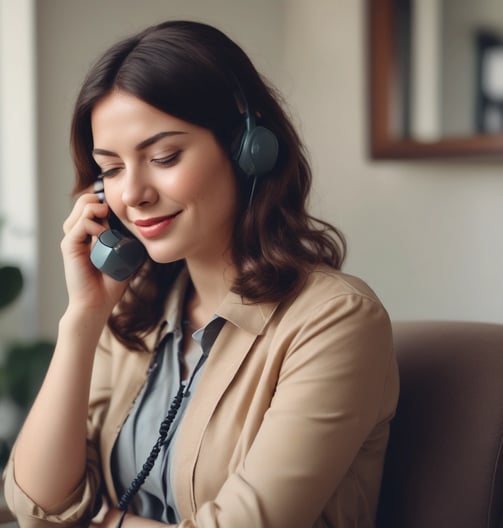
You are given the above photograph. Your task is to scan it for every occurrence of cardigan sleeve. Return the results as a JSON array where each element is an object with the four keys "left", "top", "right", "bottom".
[
  {"left": 1, "top": 329, "right": 116, "bottom": 528},
  {"left": 2, "top": 441, "right": 102, "bottom": 528}
]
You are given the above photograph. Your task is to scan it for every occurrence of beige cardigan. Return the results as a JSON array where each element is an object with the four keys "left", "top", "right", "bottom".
[{"left": 3, "top": 267, "right": 399, "bottom": 527}]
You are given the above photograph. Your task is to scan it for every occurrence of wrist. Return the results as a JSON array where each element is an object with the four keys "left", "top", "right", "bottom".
[{"left": 59, "top": 305, "right": 109, "bottom": 340}]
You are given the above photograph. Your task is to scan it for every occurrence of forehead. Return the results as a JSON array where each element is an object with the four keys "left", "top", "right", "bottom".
[{"left": 91, "top": 91, "right": 191, "bottom": 145}]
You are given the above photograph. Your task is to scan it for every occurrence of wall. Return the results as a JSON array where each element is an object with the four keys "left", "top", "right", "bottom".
[
  {"left": 282, "top": 0, "right": 503, "bottom": 324},
  {"left": 29, "top": 0, "right": 503, "bottom": 339},
  {"left": 0, "top": 0, "right": 37, "bottom": 343}
]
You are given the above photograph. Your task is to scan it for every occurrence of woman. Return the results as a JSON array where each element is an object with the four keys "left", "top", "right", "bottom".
[{"left": 3, "top": 20, "right": 398, "bottom": 528}]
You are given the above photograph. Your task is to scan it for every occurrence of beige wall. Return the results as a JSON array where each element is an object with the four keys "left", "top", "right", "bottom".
[
  {"left": 285, "top": 1, "right": 503, "bottom": 324},
  {"left": 32, "top": 0, "right": 503, "bottom": 339},
  {"left": 0, "top": 0, "right": 37, "bottom": 343}
]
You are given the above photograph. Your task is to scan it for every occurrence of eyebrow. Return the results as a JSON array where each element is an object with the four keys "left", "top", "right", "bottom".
[{"left": 92, "top": 130, "right": 187, "bottom": 157}]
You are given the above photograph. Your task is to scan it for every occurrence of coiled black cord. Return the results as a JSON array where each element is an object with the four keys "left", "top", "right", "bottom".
[
  {"left": 114, "top": 351, "right": 208, "bottom": 527},
  {"left": 117, "top": 382, "right": 185, "bottom": 512}
]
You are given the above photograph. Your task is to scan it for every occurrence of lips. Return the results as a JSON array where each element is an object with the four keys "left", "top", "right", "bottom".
[{"left": 133, "top": 211, "right": 182, "bottom": 238}]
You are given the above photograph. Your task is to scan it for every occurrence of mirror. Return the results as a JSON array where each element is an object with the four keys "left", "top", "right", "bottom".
[{"left": 368, "top": 0, "right": 503, "bottom": 159}]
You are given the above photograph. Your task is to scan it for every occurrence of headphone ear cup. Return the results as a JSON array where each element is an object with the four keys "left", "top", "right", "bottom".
[{"left": 236, "top": 125, "right": 279, "bottom": 179}]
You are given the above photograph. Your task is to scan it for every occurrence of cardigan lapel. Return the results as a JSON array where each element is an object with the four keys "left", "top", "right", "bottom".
[
  {"left": 102, "top": 270, "right": 191, "bottom": 505},
  {"left": 172, "top": 290, "right": 278, "bottom": 518}
]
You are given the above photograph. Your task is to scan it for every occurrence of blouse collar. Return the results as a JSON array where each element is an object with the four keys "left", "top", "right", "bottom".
[{"left": 157, "top": 266, "right": 279, "bottom": 342}]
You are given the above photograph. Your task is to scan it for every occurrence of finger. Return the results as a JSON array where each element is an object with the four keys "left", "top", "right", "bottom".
[
  {"left": 63, "top": 195, "right": 108, "bottom": 235},
  {"left": 61, "top": 217, "right": 108, "bottom": 254},
  {"left": 63, "top": 192, "right": 98, "bottom": 233}
]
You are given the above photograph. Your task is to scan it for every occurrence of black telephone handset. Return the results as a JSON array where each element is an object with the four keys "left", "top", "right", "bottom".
[{"left": 90, "top": 180, "right": 147, "bottom": 281}]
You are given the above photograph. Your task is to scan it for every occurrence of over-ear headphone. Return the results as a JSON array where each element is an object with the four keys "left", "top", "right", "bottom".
[{"left": 232, "top": 89, "right": 279, "bottom": 180}]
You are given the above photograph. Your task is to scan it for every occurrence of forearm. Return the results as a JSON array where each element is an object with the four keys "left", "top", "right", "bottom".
[{"left": 13, "top": 307, "right": 108, "bottom": 510}]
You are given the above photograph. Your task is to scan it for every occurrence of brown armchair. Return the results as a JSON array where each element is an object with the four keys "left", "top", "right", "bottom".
[{"left": 377, "top": 321, "right": 503, "bottom": 528}]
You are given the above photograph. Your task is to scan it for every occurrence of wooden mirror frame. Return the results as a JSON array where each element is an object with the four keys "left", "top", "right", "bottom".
[{"left": 368, "top": 0, "right": 503, "bottom": 160}]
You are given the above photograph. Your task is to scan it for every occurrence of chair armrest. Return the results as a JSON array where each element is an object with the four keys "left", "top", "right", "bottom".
[
  {"left": 0, "top": 482, "right": 15, "bottom": 525},
  {"left": 0, "top": 508, "right": 14, "bottom": 525}
]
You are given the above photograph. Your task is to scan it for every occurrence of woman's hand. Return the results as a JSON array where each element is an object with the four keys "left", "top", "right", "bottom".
[
  {"left": 89, "top": 506, "right": 122, "bottom": 528},
  {"left": 90, "top": 506, "right": 169, "bottom": 527},
  {"left": 61, "top": 188, "right": 129, "bottom": 317}
]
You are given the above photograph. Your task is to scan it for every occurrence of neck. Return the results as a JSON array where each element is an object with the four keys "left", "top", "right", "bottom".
[{"left": 184, "top": 254, "right": 237, "bottom": 328}]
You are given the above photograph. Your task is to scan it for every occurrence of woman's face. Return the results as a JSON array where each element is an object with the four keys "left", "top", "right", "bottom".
[{"left": 91, "top": 91, "right": 238, "bottom": 265}]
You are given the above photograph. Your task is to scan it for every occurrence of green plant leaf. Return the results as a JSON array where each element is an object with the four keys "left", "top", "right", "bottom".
[
  {"left": 3, "top": 340, "right": 54, "bottom": 408},
  {"left": 0, "top": 266, "right": 24, "bottom": 310},
  {"left": 0, "top": 365, "right": 6, "bottom": 399},
  {"left": 0, "top": 438, "right": 11, "bottom": 469}
]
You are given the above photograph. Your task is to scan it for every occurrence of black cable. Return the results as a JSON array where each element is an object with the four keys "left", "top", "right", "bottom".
[
  {"left": 114, "top": 352, "right": 208, "bottom": 527},
  {"left": 117, "top": 382, "right": 185, "bottom": 512}
]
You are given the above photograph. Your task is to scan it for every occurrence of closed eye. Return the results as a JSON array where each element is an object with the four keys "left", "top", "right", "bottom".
[
  {"left": 151, "top": 150, "right": 181, "bottom": 167},
  {"left": 100, "top": 167, "right": 122, "bottom": 178},
  {"left": 98, "top": 150, "right": 181, "bottom": 177}
]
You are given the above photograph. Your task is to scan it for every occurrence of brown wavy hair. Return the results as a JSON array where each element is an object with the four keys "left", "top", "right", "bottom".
[{"left": 70, "top": 20, "right": 346, "bottom": 351}]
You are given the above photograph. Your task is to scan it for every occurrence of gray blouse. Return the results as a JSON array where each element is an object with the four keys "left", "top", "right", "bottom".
[{"left": 112, "top": 310, "right": 224, "bottom": 523}]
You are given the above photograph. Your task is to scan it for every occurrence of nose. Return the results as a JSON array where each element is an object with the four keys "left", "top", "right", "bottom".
[{"left": 121, "top": 167, "right": 157, "bottom": 207}]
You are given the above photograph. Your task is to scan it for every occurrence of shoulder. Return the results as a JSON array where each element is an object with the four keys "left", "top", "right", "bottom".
[
  {"left": 270, "top": 266, "right": 392, "bottom": 349},
  {"left": 283, "top": 266, "right": 387, "bottom": 318},
  {"left": 260, "top": 268, "right": 396, "bottom": 402}
]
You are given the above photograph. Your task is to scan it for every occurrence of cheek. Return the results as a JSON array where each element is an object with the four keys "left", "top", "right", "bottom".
[
  {"left": 201, "top": 171, "right": 237, "bottom": 215},
  {"left": 102, "top": 180, "right": 124, "bottom": 212},
  {"left": 101, "top": 181, "right": 136, "bottom": 230},
  {"left": 176, "top": 157, "right": 237, "bottom": 206}
]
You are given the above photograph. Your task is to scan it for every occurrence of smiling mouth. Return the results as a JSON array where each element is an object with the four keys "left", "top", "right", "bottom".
[
  {"left": 134, "top": 212, "right": 181, "bottom": 227},
  {"left": 134, "top": 211, "right": 182, "bottom": 238}
]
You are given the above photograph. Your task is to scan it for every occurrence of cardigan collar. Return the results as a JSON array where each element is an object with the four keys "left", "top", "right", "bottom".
[{"left": 148, "top": 266, "right": 279, "bottom": 351}]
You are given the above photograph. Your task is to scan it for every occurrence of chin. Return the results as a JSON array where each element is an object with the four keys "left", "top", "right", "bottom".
[{"left": 146, "top": 251, "right": 183, "bottom": 265}]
